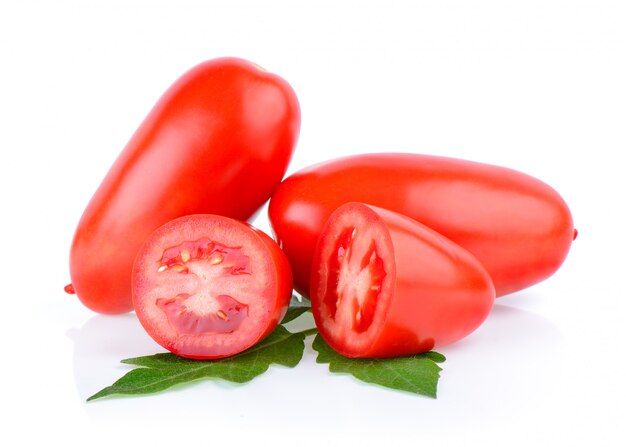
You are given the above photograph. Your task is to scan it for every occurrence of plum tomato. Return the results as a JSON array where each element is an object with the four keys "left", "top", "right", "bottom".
[
  {"left": 311, "top": 203, "right": 495, "bottom": 358},
  {"left": 68, "top": 57, "right": 300, "bottom": 314},
  {"left": 269, "top": 153, "right": 575, "bottom": 298},
  {"left": 132, "top": 214, "right": 293, "bottom": 359}
]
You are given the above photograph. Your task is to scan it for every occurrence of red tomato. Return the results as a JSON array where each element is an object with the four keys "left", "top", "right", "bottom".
[
  {"left": 269, "top": 153, "right": 575, "bottom": 298},
  {"left": 67, "top": 57, "right": 300, "bottom": 314},
  {"left": 133, "top": 214, "right": 292, "bottom": 359},
  {"left": 311, "top": 203, "right": 495, "bottom": 357}
]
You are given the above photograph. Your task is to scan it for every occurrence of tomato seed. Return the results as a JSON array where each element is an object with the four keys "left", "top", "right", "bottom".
[
  {"left": 209, "top": 254, "right": 224, "bottom": 265},
  {"left": 181, "top": 250, "right": 191, "bottom": 262}
]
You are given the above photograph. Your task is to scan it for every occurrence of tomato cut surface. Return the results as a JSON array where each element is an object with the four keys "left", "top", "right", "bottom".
[
  {"left": 322, "top": 220, "right": 391, "bottom": 339},
  {"left": 133, "top": 214, "right": 292, "bottom": 359},
  {"left": 311, "top": 203, "right": 495, "bottom": 358}
]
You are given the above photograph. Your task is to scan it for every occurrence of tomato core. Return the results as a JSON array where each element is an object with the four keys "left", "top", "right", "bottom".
[
  {"left": 325, "top": 227, "right": 386, "bottom": 334},
  {"left": 154, "top": 238, "right": 252, "bottom": 335}
]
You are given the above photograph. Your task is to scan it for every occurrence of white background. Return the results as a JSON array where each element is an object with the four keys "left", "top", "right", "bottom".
[{"left": 1, "top": 1, "right": 625, "bottom": 445}]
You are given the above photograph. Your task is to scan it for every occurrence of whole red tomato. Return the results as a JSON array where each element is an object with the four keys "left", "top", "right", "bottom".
[
  {"left": 311, "top": 202, "right": 495, "bottom": 357},
  {"left": 68, "top": 58, "right": 300, "bottom": 314},
  {"left": 269, "top": 153, "right": 575, "bottom": 298},
  {"left": 133, "top": 214, "right": 292, "bottom": 359}
]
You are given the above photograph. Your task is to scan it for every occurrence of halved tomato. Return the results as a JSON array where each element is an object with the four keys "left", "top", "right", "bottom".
[
  {"left": 311, "top": 202, "right": 495, "bottom": 358},
  {"left": 132, "top": 214, "right": 292, "bottom": 359}
]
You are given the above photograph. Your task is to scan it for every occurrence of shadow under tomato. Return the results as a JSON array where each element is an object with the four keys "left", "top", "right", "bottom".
[
  {"left": 435, "top": 301, "right": 563, "bottom": 408},
  {"left": 440, "top": 300, "right": 562, "bottom": 354}
]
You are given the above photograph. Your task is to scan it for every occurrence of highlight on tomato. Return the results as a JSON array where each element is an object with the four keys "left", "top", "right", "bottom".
[
  {"left": 310, "top": 202, "right": 495, "bottom": 358},
  {"left": 132, "top": 214, "right": 293, "bottom": 359},
  {"left": 269, "top": 153, "right": 575, "bottom": 298},
  {"left": 67, "top": 57, "right": 300, "bottom": 314}
]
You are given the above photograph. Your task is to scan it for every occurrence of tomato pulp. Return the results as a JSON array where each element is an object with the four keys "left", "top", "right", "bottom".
[
  {"left": 68, "top": 57, "right": 300, "bottom": 314},
  {"left": 311, "top": 203, "right": 495, "bottom": 358},
  {"left": 269, "top": 153, "right": 575, "bottom": 298},
  {"left": 133, "top": 214, "right": 292, "bottom": 359}
]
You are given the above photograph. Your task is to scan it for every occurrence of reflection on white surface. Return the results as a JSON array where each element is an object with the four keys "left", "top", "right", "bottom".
[
  {"left": 65, "top": 289, "right": 596, "bottom": 445},
  {"left": 68, "top": 313, "right": 163, "bottom": 400},
  {"left": 69, "top": 299, "right": 563, "bottom": 406},
  {"left": 438, "top": 302, "right": 563, "bottom": 405}
]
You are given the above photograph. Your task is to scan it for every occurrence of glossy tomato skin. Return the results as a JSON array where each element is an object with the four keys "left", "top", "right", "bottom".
[
  {"left": 69, "top": 58, "right": 300, "bottom": 314},
  {"left": 133, "top": 214, "right": 292, "bottom": 359},
  {"left": 269, "top": 153, "right": 574, "bottom": 298},
  {"left": 311, "top": 203, "right": 495, "bottom": 358}
]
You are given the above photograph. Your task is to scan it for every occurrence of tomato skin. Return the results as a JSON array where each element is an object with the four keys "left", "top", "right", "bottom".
[
  {"left": 133, "top": 214, "right": 292, "bottom": 359},
  {"left": 248, "top": 225, "right": 294, "bottom": 328},
  {"left": 269, "top": 153, "right": 574, "bottom": 298},
  {"left": 311, "top": 203, "right": 495, "bottom": 358},
  {"left": 69, "top": 58, "right": 300, "bottom": 314}
]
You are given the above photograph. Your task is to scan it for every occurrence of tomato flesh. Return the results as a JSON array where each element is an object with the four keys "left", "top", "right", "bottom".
[
  {"left": 153, "top": 240, "right": 254, "bottom": 335},
  {"left": 157, "top": 293, "right": 248, "bottom": 335},
  {"left": 157, "top": 239, "right": 252, "bottom": 276},
  {"left": 311, "top": 202, "right": 495, "bottom": 358},
  {"left": 325, "top": 227, "right": 386, "bottom": 334},
  {"left": 133, "top": 214, "right": 292, "bottom": 359}
]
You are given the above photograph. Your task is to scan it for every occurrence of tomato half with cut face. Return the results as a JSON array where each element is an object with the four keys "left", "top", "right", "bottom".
[
  {"left": 132, "top": 214, "right": 292, "bottom": 359},
  {"left": 269, "top": 153, "right": 575, "bottom": 298},
  {"left": 67, "top": 57, "right": 300, "bottom": 314},
  {"left": 311, "top": 202, "right": 495, "bottom": 358}
]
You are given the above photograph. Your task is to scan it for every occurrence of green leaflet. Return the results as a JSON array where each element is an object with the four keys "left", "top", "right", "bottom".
[
  {"left": 312, "top": 334, "right": 446, "bottom": 398},
  {"left": 87, "top": 325, "right": 307, "bottom": 401},
  {"left": 280, "top": 295, "right": 311, "bottom": 324},
  {"left": 280, "top": 306, "right": 311, "bottom": 324},
  {"left": 88, "top": 298, "right": 447, "bottom": 401}
]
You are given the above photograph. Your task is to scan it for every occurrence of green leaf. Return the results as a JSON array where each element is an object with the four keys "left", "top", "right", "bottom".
[
  {"left": 87, "top": 325, "right": 306, "bottom": 401},
  {"left": 280, "top": 296, "right": 312, "bottom": 324},
  {"left": 312, "top": 334, "right": 445, "bottom": 398},
  {"left": 281, "top": 307, "right": 311, "bottom": 324}
]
